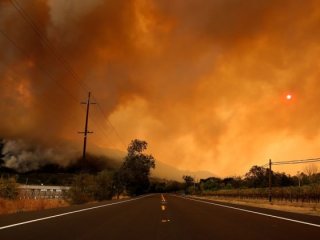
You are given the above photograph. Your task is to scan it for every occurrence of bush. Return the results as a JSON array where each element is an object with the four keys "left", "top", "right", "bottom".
[
  {"left": 68, "top": 171, "right": 115, "bottom": 204},
  {"left": 0, "top": 177, "right": 19, "bottom": 199},
  {"left": 68, "top": 174, "right": 96, "bottom": 204},
  {"left": 94, "top": 171, "right": 114, "bottom": 201}
]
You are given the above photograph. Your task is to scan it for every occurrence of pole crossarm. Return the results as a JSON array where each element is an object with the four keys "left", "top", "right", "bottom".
[{"left": 79, "top": 92, "right": 96, "bottom": 162}]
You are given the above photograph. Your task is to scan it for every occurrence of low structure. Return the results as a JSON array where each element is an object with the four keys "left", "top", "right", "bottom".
[{"left": 18, "top": 185, "right": 70, "bottom": 199}]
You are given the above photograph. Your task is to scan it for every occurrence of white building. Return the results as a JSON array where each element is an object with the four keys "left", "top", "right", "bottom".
[{"left": 18, "top": 185, "right": 70, "bottom": 199}]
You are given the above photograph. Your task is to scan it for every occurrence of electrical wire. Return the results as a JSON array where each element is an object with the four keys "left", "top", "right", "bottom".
[
  {"left": 92, "top": 94, "right": 127, "bottom": 149},
  {"left": 10, "top": 0, "right": 90, "bottom": 94},
  {"left": 261, "top": 158, "right": 320, "bottom": 168},
  {"left": 0, "top": 29, "right": 81, "bottom": 104},
  {"left": 6, "top": 1, "right": 128, "bottom": 149}
]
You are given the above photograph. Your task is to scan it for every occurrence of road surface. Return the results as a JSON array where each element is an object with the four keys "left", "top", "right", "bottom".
[{"left": 0, "top": 194, "right": 319, "bottom": 239}]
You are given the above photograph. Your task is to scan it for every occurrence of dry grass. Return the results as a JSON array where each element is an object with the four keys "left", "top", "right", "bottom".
[
  {"left": 193, "top": 195, "right": 320, "bottom": 216},
  {"left": 112, "top": 195, "right": 130, "bottom": 200},
  {"left": 0, "top": 198, "right": 69, "bottom": 215}
]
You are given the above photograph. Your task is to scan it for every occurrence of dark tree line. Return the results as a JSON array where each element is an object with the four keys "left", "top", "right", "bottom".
[
  {"left": 149, "top": 179, "right": 184, "bottom": 193},
  {"left": 197, "top": 165, "right": 320, "bottom": 193}
]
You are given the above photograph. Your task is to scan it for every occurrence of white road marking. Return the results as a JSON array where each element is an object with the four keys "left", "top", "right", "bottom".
[
  {"left": 160, "top": 194, "right": 170, "bottom": 222},
  {"left": 0, "top": 194, "right": 154, "bottom": 230},
  {"left": 161, "top": 219, "right": 170, "bottom": 223},
  {"left": 177, "top": 195, "right": 320, "bottom": 228},
  {"left": 161, "top": 194, "right": 166, "bottom": 202}
]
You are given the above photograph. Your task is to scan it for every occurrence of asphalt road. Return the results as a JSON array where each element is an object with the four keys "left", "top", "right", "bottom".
[{"left": 0, "top": 194, "right": 319, "bottom": 240}]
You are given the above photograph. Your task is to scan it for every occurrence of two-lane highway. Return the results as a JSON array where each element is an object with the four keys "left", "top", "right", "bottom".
[{"left": 0, "top": 194, "right": 319, "bottom": 239}]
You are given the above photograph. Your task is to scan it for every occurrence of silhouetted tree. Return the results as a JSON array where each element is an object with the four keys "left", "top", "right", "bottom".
[
  {"left": 119, "top": 139, "right": 155, "bottom": 196},
  {"left": 183, "top": 175, "right": 194, "bottom": 186},
  {"left": 200, "top": 177, "right": 221, "bottom": 191},
  {"left": 273, "top": 172, "right": 294, "bottom": 187},
  {"left": 183, "top": 175, "right": 195, "bottom": 194},
  {"left": 149, "top": 180, "right": 166, "bottom": 193},
  {"left": 222, "top": 177, "right": 244, "bottom": 189},
  {"left": 245, "top": 166, "right": 268, "bottom": 188},
  {"left": 304, "top": 164, "right": 319, "bottom": 183},
  {"left": 165, "top": 180, "right": 184, "bottom": 192}
]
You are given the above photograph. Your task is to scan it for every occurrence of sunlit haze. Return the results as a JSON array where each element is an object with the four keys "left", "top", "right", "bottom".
[{"left": 1, "top": 0, "right": 320, "bottom": 177}]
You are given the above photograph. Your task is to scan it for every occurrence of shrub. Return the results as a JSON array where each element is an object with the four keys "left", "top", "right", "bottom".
[
  {"left": 68, "top": 171, "right": 115, "bottom": 204},
  {"left": 68, "top": 174, "right": 96, "bottom": 204},
  {"left": 94, "top": 171, "right": 114, "bottom": 201},
  {"left": 0, "top": 177, "right": 19, "bottom": 199}
]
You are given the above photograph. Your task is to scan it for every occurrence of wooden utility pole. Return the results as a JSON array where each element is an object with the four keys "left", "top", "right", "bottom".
[
  {"left": 268, "top": 159, "right": 272, "bottom": 202},
  {"left": 78, "top": 92, "right": 96, "bottom": 162}
]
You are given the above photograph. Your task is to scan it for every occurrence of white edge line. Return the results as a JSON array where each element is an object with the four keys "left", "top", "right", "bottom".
[
  {"left": 176, "top": 195, "right": 320, "bottom": 228},
  {"left": 0, "top": 194, "right": 154, "bottom": 230}
]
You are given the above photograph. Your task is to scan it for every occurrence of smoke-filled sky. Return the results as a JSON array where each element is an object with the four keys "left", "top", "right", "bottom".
[{"left": 1, "top": 0, "right": 320, "bottom": 177}]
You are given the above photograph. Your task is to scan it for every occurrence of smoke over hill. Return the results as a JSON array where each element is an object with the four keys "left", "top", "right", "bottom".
[
  {"left": 0, "top": 139, "right": 119, "bottom": 173},
  {"left": 1, "top": 1, "right": 320, "bottom": 176}
]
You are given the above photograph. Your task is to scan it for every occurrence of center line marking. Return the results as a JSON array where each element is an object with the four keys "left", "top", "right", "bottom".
[{"left": 161, "top": 194, "right": 166, "bottom": 202}]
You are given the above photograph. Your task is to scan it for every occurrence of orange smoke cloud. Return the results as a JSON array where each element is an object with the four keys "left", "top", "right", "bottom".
[{"left": 1, "top": 0, "right": 320, "bottom": 176}]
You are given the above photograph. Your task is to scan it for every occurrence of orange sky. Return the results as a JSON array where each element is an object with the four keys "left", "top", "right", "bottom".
[{"left": 1, "top": 0, "right": 320, "bottom": 177}]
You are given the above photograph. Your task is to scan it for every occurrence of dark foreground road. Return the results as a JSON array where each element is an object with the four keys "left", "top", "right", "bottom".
[{"left": 0, "top": 194, "right": 319, "bottom": 240}]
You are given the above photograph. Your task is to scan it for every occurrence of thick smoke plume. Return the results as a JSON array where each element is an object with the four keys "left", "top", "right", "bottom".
[
  {"left": 1, "top": 139, "right": 78, "bottom": 172},
  {"left": 1, "top": 0, "right": 320, "bottom": 176},
  {"left": 0, "top": 139, "right": 120, "bottom": 173}
]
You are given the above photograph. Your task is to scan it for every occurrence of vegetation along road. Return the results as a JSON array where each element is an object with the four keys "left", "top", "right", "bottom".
[{"left": 0, "top": 194, "right": 319, "bottom": 240}]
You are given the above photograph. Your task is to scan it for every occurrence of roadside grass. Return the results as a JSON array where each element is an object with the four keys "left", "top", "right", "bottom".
[
  {"left": 0, "top": 195, "right": 131, "bottom": 215},
  {"left": 192, "top": 195, "right": 320, "bottom": 216},
  {"left": 0, "top": 198, "right": 69, "bottom": 215}
]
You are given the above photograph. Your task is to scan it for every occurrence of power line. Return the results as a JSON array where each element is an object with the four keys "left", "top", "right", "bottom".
[
  {"left": 10, "top": 0, "right": 90, "bottom": 94},
  {"left": 0, "top": 29, "right": 80, "bottom": 104},
  {"left": 11, "top": 0, "right": 126, "bottom": 144},
  {"left": 1, "top": 28, "right": 118, "bottom": 148},
  {"left": 79, "top": 99, "right": 117, "bottom": 146},
  {"left": 90, "top": 111, "right": 112, "bottom": 138},
  {"left": 261, "top": 157, "right": 320, "bottom": 167},
  {"left": 84, "top": 104, "right": 115, "bottom": 145},
  {"left": 0, "top": 69, "right": 81, "bottom": 130},
  {"left": 91, "top": 94, "right": 127, "bottom": 149},
  {"left": 7, "top": 0, "right": 128, "bottom": 150},
  {"left": 262, "top": 157, "right": 320, "bottom": 202},
  {"left": 272, "top": 158, "right": 320, "bottom": 166}
]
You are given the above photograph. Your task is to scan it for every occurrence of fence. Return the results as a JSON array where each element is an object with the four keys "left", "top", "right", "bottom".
[
  {"left": 18, "top": 185, "right": 70, "bottom": 199},
  {"left": 201, "top": 185, "right": 320, "bottom": 203}
]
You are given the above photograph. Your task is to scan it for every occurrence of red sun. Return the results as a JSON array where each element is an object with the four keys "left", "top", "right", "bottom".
[{"left": 286, "top": 94, "right": 292, "bottom": 100}]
